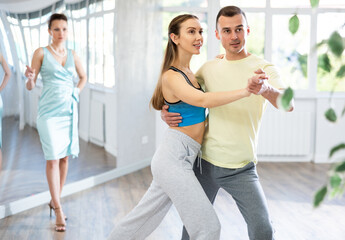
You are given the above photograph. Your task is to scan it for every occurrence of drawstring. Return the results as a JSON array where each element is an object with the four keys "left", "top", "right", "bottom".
[{"left": 197, "top": 149, "right": 202, "bottom": 174}]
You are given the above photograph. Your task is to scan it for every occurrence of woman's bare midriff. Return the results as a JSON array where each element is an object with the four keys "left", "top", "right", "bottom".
[{"left": 170, "top": 121, "right": 205, "bottom": 144}]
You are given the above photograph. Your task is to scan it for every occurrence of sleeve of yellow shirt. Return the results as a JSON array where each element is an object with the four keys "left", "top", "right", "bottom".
[
  {"left": 195, "top": 64, "right": 206, "bottom": 90},
  {"left": 263, "top": 64, "right": 286, "bottom": 90}
]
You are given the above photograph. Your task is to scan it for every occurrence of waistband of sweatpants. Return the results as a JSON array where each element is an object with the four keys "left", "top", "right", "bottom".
[{"left": 166, "top": 128, "right": 201, "bottom": 152}]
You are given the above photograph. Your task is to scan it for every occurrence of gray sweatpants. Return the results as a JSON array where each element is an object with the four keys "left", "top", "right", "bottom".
[
  {"left": 108, "top": 129, "right": 220, "bottom": 240},
  {"left": 181, "top": 159, "right": 274, "bottom": 240}
]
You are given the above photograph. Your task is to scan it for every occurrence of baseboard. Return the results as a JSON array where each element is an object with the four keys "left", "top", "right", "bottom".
[
  {"left": 314, "top": 154, "right": 345, "bottom": 163},
  {"left": 258, "top": 155, "right": 312, "bottom": 162},
  {"left": 89, "top": 137, "right": 104, "bottom": 147},
  {"left": 0, "top": 157, "right": 152, "bottom": 219}
]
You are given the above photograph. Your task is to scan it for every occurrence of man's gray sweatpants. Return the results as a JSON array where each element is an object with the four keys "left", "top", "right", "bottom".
[
  {"left": 181, "top": 159, "right": 274, "bottom": 240},
  {"left": 108, "top": 129, "right": 220, "bottom": 240}
]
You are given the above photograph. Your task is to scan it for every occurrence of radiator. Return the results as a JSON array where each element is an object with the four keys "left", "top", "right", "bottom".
[{"left": 257, "top": 110, "right": 312, "bottom": 156}]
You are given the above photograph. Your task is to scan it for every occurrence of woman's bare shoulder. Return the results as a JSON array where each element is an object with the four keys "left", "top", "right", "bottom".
[{"left": 162, "top": 69, "right": 183, "bottom": 84}]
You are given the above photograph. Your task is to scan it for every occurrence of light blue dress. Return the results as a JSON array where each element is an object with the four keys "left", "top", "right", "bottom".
[
  {"left": 37, "top": 47, "right": 79, "bottom": 160},
  {"left": 0, "top": 93, "right": 2, "bottom": 149},
  {"left": 0, "top": 58, "right": 2, "bottom": 149}
]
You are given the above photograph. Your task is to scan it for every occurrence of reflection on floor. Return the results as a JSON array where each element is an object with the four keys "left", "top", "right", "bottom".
[
  {"left": 0, "top": 116, "right": 116, "bottom": 204},
  {"left": 0, "top": 162, "right": 344, "bottom": 239}
]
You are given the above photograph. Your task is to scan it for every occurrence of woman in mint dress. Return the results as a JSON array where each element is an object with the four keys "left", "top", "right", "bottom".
[
  {"left": 25, "top": 13, "right": 86, "bottom": 232},
  {"left": 0, "top": 52, "right": 11, "bottom": 172}
]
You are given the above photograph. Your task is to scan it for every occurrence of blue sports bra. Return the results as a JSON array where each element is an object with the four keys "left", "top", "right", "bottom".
[{"left": 165, "top": 66, "right": 206, "bottom": 127}]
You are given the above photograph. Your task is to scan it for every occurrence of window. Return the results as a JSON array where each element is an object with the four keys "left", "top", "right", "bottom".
[
  {"left": 319, "top": 0, "right": 345, "bottom": 8},
  {"left": 272, "top": 15, "right": 310, "bottom": 90},
  {"left": 317, "top": 13, "right": 345, "bottom": 91},
  {"left": 220, "top": 0, "right": 265, "bottom": 8},
  {"left": 7, "top": 14, "right": 26, "bottom": 72},
  {"left": 103, "top": 0, "right": 115, "bottom": 11},
  {"left": 270, "top": 0, "right": 311, "bottom": 8},
  {"left": 162, "top": 0, "right": 207, "bottom": 8},
  {"left": 103, "top": 13, "right": 115, "bottom": 88},
  {"left": 67, "top": 0, "right": 116, "bottom": 88},
  {"left": 0, "top": 17, "right": 13, "bottom": 66}
]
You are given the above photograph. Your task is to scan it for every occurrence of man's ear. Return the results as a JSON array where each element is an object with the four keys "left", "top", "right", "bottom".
[
  {"left": 246, "top": 25, "right": 250, "bottom": 36},
  {"left": 170, "top": 33, "right": 179, "bottom": 45},
  {"left": 215, "top": 29, "right": 220, "bottom": 40}
]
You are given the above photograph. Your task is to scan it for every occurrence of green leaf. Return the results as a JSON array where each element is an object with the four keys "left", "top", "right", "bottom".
[
  {"left": 310, "top": 0, "right": 319, "bottom": 8},
  {"left": 318, "top": 53, "right": 332, "bottom": 72},
  {"left": 329, "top": 143, "right": 345, "bottom": 158},
  {"left": 316, "top": 40, "right": 327, "bottom": 49},
  {"left": 281, "top": 87, "right": 294, "bottom": 110},
  {"left": 342, "top": 105, "right": 345, "bottom": 117},
  {"left": 297, "top": 53, "right": 308, "bottom": 78},
  {"left": 330, "top": 174, "right": 342, "bottom": 188},
  {"left": 335, "top": 161, "right": 345, "bottom": 172},
  {"left": 325, "top": 108, "right": 337, "bottom": 122},
  {"left": 336, "top": 65, "right": 345, "bottom": 78},
  {"left": 328, "top": 31, "right": 344, "bottom": 57},
  {"left": 329, "top": 187, "right": 342, "bottom": 199},
  {"left": 289, "top": 15, "right": 299, "bottom": 35},
  {"left": 314, "top": 186, "right": 327, "bottom": 207}
]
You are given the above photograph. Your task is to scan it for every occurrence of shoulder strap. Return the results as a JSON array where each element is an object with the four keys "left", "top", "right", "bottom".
[{"left": 169, "top": 66, "right": 194, "bottom": 87}]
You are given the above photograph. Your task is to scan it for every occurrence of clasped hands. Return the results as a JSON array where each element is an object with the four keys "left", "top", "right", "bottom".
[{"left": 247, "top": 68, "right": 269, "bottom": 95}]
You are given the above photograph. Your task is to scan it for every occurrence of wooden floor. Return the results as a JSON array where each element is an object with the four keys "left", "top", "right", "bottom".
[
  {"left": 0, "top": 162, "right": 344, "bottom": 240},
  {"left": 0, "top": 116, "right": 116, "bottom": 204}
]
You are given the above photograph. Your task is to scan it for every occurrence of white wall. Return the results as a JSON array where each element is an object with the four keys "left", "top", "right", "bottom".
[{"left": 115, "top": 0, "right": 161, "bottom": 167}]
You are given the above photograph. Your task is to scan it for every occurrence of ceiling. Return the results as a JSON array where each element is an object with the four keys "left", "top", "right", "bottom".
[
  {"left": 0, "top": 0, "right": 30, "bottom": 3},
  {"left": 0, "top": 0, "right": 59, "bottom": 13}
]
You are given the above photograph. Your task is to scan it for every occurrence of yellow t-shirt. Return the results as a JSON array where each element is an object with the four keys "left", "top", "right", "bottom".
[{"left": 196, "top": 54, "right": 285, "bottom": 169}]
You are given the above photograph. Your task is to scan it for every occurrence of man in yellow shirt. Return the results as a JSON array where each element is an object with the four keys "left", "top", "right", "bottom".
[{"left": 163, "top": 6, "right": 293, "bottom": 240}]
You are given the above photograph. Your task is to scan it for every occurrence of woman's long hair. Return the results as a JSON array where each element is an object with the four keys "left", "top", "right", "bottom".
[{"left": 150, "top": 14, "right": 199, "bottom": 110}]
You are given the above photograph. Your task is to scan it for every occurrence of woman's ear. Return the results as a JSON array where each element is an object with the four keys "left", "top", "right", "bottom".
[{"left": 170, "top": 33, "right": 179, "bottom": 45}]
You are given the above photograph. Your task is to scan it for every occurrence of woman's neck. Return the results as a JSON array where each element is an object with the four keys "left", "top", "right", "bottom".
[
  {"left": 50, "top": 42, "right": 65, "bottom": 51},
  {"left": 173, "top": 52, "right": 192, "bottom": 70}
]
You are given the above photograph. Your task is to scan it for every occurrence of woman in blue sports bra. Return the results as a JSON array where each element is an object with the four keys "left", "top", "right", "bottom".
[
  {"left": 25, "top": 13, "right": 87, "bottom": 232},
  {"left": 108, "top": 14, "right": 252, "bottom": 240},
  {"left": 0, "top": 52, "right": 11, "bottom": 173}
]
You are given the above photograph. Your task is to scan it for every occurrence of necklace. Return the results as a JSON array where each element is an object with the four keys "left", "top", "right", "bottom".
[{"left": 49, "top": 44, "right": 66, "bottom": 58}]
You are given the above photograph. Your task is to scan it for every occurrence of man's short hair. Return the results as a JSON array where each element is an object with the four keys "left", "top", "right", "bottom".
[{"left": 216, "top": 6, "right": 248, "bottom": 29}]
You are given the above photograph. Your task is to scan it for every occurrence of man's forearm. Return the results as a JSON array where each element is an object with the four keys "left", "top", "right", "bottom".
[{"left": 261, "top": 85, "right": 282, "bottom": 109}]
